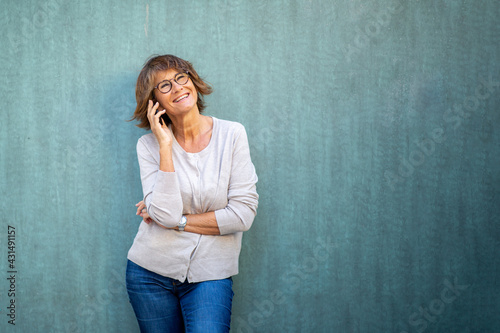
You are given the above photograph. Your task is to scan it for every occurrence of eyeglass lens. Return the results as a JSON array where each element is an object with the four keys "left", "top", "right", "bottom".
[{"left": 158, "top": 73, "right": 189, "bottom": 93}]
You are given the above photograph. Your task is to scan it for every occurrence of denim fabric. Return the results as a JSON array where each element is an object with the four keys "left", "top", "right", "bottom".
[{"left": 126, "top": 260, "right": 234, "bottom": 333}]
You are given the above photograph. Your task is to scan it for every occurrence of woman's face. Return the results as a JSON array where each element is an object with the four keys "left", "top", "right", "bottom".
[{"left": 153, "top": 68, "right": 198, "bottom": 118}]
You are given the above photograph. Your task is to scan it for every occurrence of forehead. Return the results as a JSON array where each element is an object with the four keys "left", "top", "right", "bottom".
[{"left": 154, "top": 68, "right": 183, "bottom": 84}]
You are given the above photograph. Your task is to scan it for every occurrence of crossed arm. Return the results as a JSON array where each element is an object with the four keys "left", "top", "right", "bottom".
[{"left": 135, "top": 200, "right": 220, "bottom": 235}]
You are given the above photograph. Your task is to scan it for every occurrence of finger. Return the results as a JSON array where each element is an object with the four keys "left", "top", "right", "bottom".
[
  {"left": 147, "top": 100, "right": 160, "bottom": 121},
  {"left": 136, "top": 204, "right": 145, "bottom": 215},
  {"left": 148, "top": 102, "right": 158, "bottom": 119},
  {"left": 148, "top": 99, "right": 157, "bottom": 110},
  {"left": 154, "top": 109, "right": 168, "bottom": 129},
  {"left": 154, "top": 109, "right": 167, "bottom": 120},
  {"left": 151, "top": 108, "right": 168, "bottom": 129},
  {"left": 147, "top": 100, "right": 154, "bottom": 114}
]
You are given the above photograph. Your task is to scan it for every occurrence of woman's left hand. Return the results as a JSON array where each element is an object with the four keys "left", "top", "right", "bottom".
[
  {"left": 135, "top": 200, "right": 178, "bottom": 230},
  {"left": 136, "top": 200, "right": 152, "bottom": 224}
]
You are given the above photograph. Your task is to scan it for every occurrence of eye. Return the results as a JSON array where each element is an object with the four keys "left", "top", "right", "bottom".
[
  {"left": 159, "top": 81, "right": 171, "bottom": 90},
  {"left": 176, "top": 73, "right": 189, "bottom": 84}
]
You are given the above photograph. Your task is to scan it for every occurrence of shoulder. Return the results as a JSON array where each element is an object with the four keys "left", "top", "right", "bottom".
[
  {"left": 212, "top": 118, "right": 251, "bottom": 152},
  {"left": 137, "top": 132, "right": 158, "bottom": 151},
  {"left": 213, "top": 117, "right": 246, "bottom": 136}
]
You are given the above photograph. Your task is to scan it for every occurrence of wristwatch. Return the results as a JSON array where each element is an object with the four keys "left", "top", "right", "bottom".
[{"left": 178, "top": 215, "right": 187, "bottom": 231}]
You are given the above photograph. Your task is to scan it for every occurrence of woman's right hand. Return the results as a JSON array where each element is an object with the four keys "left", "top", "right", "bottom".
[{"left": 147, "top": 100, "right": 173, "bottom": 147}]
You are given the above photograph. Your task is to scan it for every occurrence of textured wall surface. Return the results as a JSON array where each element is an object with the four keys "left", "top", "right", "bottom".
[{"left": 0, "top": 0, "right": 499, "bottom": 332}]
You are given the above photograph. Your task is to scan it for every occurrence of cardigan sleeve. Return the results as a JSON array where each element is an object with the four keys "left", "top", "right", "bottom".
[
  {"left": 137, "top": 137, "right": 184, "bottom": 228},
  {"left": 215, "top": 124, "right": 259, "bottom": 235}
]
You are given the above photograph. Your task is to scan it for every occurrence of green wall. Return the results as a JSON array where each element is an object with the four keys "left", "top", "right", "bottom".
[{"left": 1, "top": 0, "right": 499, "bottom": 332}]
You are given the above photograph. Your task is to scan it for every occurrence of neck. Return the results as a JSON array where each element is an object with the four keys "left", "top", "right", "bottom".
[{"left": 170, "top": 112, "right": 205, "bottom": 142}]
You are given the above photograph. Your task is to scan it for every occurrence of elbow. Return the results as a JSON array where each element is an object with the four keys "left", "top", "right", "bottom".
[
  {"left": 235, "top": 217, "right": 253, "bottom": 233},
  {"left": 241, "top": 222, "right": 253, "bottom": 233},
  {"left": 238, "top": 210, "right": 256, "bottom": 232},
  {"left": 147, "top": 204, "right": 181, "bottom": 228},
  {"left": 240, "top": 198, "right": 258, "bottom": 232},
  {"left": 144, "top": 191, "right": 183, "bottom": 228},
  {"left": 217, "top": 204, "right": 257, "bottom": 235}
]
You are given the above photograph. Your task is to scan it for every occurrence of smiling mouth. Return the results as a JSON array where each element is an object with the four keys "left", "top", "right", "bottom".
[{"left": 173, "top": 93, "right": 189, "bottom": 103}]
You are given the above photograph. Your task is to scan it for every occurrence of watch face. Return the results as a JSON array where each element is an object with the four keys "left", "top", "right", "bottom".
[
  {"left": 180, "top": 216, "right": 187, "bottom": 226},
  {"left": 178, "top": 216, "right": 187, "bottom": 231}
]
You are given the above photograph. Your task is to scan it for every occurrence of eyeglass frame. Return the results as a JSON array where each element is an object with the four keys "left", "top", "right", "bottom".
[{"left": 153, "top": 71, "right": 190, "bottom": 94}]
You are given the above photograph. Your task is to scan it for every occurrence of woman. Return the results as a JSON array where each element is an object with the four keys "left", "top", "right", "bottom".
[{"left": 126, "top": 54, "right": 259, "bottom": 333}]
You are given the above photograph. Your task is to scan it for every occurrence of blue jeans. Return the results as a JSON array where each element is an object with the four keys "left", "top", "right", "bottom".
[{"left": 126, "top": 260, "right": 234, "bottom": 333}]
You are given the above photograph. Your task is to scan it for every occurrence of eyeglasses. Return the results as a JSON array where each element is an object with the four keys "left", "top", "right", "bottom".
[{"left": 154, "top": 71, "right": 190, "bottom": 94}]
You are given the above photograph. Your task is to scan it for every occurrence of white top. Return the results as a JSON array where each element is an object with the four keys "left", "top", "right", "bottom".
[{"left": 127, "top": 117, "right": 259, "bottom": 283}]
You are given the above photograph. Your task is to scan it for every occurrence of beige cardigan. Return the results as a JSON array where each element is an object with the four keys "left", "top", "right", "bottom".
[{"left": 127, "top": 117, "right": 259, "bottom": 283}]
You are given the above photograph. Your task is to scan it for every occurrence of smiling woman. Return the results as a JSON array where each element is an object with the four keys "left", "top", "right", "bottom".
[
  {"left": 131, "top": 54, "right": 213, "bottom": 128},
  {"left": 126, "top": 54, "right": 259, "bottom": 333}
]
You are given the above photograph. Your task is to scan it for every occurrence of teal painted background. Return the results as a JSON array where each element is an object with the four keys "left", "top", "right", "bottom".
[{"left": 1, "top": 0, "right": 499, "bottom": 332}]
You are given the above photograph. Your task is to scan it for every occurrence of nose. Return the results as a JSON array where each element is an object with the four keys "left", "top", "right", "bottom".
[{"left": 170, "top": 80, "right": 184, "bottom": 93}]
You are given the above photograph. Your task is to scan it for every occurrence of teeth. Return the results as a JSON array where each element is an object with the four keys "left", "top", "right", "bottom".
[{"left": 174, "top": 94, "right": 189, "bottom": 102}]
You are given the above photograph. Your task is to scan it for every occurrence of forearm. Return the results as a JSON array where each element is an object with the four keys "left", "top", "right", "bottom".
[
  {"left": 153, "top": 211, "right": 220, "bottom": 235},
  {"left": 149, "top": 146, "right": 176, "bottom": 226},
  {"left": 142, "top": 169, "right": 183, "bottom": 228},
  {"left": 184, "top": 212, "right": 220, "bottom": 235},
  {"left": 159, "top": 146, "right": 175, "bottom": 172}
]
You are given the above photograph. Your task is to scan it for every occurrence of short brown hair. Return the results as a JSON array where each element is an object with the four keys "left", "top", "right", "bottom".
[{"left": 130, "top": 54, "right": 213, "bottom": 129}]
